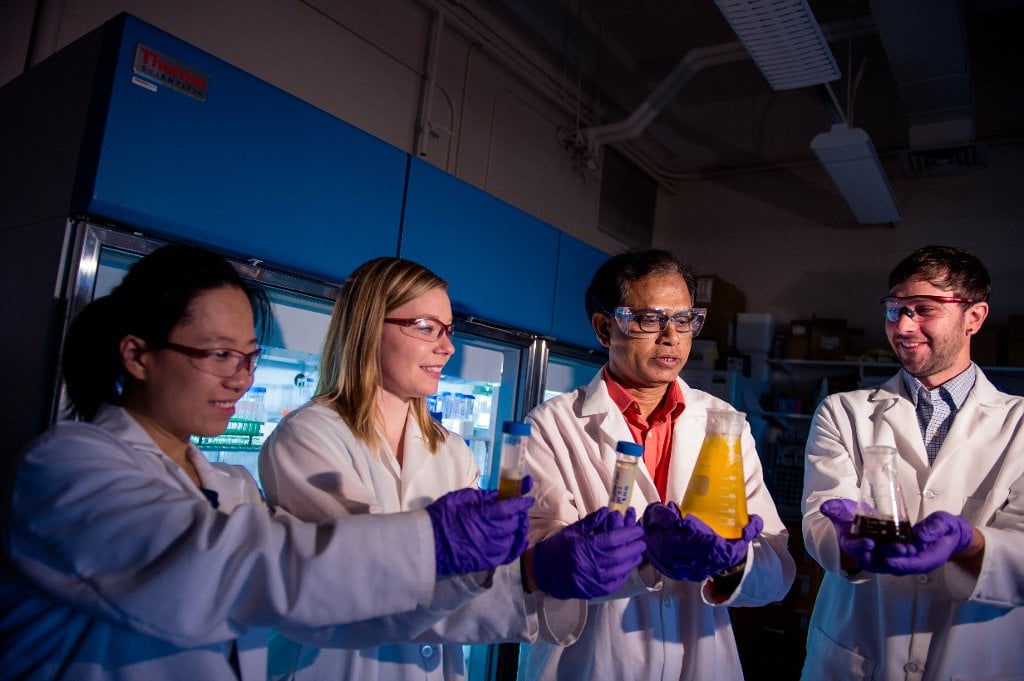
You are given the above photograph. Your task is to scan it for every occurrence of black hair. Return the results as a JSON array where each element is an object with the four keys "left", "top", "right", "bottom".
[
  {"left": 61, "top": 243, "right": 271, "bottom": 421},
  {"left": 888, "top": 245, "right": 991, "bottom": 303},
  {"left": 584, "top": 249, "right": 698, "bottom": 318}
]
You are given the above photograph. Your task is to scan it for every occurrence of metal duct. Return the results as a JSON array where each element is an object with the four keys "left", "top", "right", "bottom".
[{"left": 867, "top": 0, "right": 973, "bottom": 149}]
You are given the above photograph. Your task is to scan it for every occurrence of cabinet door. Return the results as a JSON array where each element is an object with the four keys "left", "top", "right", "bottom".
[
  {"left": 400, "top": 159, "right": 559, "bottom": 334},
  {"left": 551, "top": 233, "right": 607, "bottom": 350},
  {"left": 87, "top": 15, "right": 406, "bottom": 282}
]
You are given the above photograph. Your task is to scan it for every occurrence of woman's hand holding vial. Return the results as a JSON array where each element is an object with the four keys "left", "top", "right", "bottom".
[{"left": 426, "top": 484, "right": 534, "bottom": 576}]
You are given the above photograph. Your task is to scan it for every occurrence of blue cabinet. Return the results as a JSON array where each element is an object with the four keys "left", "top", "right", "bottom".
[
  {"left": 85, "top": 15, "right": 406, "bottom": 282},
  {"left": 552, "top": 233, "right": 608, "bottom": 349},
  {"left": 400, "top": 159, "right": 560, "bottom": 335}
]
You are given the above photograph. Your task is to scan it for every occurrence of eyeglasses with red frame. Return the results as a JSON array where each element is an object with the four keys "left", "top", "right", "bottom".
[
  {"left": 880, "top": 294, "right": 977, "bottom": 323},
  {"left": 160, "top": 341, "right": 261, "bottom": 377},
  {"left": 383, "top": 317, "right": 455, "bottom": 342}
]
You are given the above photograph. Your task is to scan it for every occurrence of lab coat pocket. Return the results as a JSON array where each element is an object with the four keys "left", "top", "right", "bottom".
[
  {"left": 961, "top": 491, "right": 1000, "bottom": 526},
  {"left": 803, "top": 625, "right": 874, "bottom": 681}
]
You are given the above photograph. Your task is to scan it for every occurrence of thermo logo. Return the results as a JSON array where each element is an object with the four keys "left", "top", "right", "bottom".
[{"left": 132, "top": 44, "right": 209, "bottom": 102}]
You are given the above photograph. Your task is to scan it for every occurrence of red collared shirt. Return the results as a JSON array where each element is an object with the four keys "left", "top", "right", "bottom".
[{"left": 604, "top": 368, "right": 685, "bottom": 501}]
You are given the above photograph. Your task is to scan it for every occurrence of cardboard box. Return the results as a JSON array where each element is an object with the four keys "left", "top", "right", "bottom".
[
  {"left": 809, "top": 319, "right": 847, "bottom": 360},
  {"left": 688, "top": 339, "right": 719, "bottom": 370},
  {"left": 694, "top": 275, "right": 745, "bottom": 348},
  {"left": 783, "top": 320, "right": 811, "bottom": 359}
]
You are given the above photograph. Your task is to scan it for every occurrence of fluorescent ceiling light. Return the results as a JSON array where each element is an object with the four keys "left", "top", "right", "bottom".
[
  {"left": 714, "top": 0, "right": 840, "bottom": 90},
  {"left": 811, "top": 124, "right": 903, "bottom": 224}
]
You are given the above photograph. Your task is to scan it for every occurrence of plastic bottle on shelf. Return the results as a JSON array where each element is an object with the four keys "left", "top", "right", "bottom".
[
  {"left": 608, "top": 440, "right": 643, "bottom": 514},
  {"left": 249, "top": 386, "right": 267, "bottom": 422}
]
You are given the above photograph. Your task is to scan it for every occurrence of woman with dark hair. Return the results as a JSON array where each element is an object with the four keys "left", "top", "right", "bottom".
[
  {"left": 259, "top": 256, "right": 647, "bottom": 681},
  {"left": 0, "top": 243, "right": 535, "bottom": 681}
]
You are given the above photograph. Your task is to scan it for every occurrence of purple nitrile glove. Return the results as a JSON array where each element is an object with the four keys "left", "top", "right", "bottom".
[
  {"left": 642, "top": 502, "right": 763, "bottom": 581},
  {"left": 874, "top": 511, "right": 974, "bottom": 576},
  {"left": 426, "top": 484, "right": 534, "bottom": 577},
  {"left": 533, "top": 506, "right": 646, "bottom": 600},
  {"left": 819, "top": 497, "right": 886, "bottom": 573}
]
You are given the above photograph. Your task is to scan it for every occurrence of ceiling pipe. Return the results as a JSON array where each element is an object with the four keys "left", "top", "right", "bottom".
[
  {"left": 867, "top": 0, "right": 973, "bottom": 149},
  {"left": 413, "top": 6, "right": 446, "bottom": 158},
  {"left": 569, "top": 13, "right": 880, "bottom": 168}
]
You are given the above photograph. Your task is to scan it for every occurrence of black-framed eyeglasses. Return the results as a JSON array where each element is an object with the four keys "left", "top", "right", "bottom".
[
  {"left": 610, "top": 306, "right": 707, "bottom": 338},
  {"left": 383, "top": 317, "right": 455, "bottom": 342},
  {"left": 160, "top": 341, "right": 261, "bottom": 377},
  {"left": 880, "top": 295, "right": 977, "bottom": 323}
]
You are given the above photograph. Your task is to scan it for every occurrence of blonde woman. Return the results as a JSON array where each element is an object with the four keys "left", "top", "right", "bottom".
[{"left": 259, "top": 256, "right": 646, "bottom": 681}]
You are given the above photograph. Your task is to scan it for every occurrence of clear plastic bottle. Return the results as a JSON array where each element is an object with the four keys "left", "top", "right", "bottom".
[
  {"left": 680, "top": 409, "right": 749, "bottom": 539},
  {"left": 608, "top": 440, "right": 643, "bottom": 513},
  {"left": 249, "top": 386, "right": 267, "bottom": 423},
  {"left": 497, "top": 421, "right": 531, "bottom": 499}
]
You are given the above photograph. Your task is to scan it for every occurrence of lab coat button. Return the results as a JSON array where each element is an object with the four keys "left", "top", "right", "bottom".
[
  {"left": 420, "top": 645, "right": 435, "bottom": 659},
  {"left": 663, "top": 597, "right": 673, "bottom": 607},
  {"left": 923, "top": 489, "right": 936, "bottom": 498},
  {"left": 904, "top": 662, "right": 919, "bottom": 673},
  {"left": 917, "top": 574, "right": 929, "bottom": 584}
]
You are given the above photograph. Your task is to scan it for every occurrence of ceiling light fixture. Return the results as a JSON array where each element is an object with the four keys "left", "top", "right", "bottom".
[
  {"left": 716, "top": 0, "right": 901, "bottom": 224},
  {"left": 811, "top": 123, "right": 903, "bottom": 224},
  {"left": 713, "top": 0, "right": 840, "bottom": 90}
]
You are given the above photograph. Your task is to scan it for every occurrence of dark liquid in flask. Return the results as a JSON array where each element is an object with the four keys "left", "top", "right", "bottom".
[{"left": 852, "top": 515, "right": 913, "bottom": 543}]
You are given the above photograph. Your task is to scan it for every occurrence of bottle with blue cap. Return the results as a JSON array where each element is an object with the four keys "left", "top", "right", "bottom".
[
  {"left": 497, "top": 421, "right": 531, "bottom": 499},
  {"left": 608, "top": 441, "right": 644, "bottom": 514}
]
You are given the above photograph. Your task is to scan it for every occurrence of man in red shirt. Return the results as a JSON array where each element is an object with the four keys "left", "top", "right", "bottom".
[{"left": 521, "top": 248, "right": 795, "bottom": 681}]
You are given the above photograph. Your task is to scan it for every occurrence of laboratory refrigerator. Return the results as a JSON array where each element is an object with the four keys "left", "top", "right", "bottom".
[
  {"left": 56, "top": 220, "right": 607, "bottom": 681},
  {"left": 0, "top": 12, "right": 610, "bottom": 679}
]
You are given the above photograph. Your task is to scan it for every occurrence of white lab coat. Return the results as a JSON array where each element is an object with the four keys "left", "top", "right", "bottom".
[
  {"left": 520, "top": 369, "right": 796, "bottom": 681},
  {"left": 0, "top": 405, "right": 465, "bottom": 681},
  {"left": 801, "top": 367, "right": 1024, "bottom": 681},
  {"left": 258, "top": 402, "right": 581, "bottom": 681}
]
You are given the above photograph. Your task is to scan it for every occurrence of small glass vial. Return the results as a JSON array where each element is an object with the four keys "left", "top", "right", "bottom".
[
  {"left": 497, "top": 421, "right": 531, "bottom": 499},
  {"left": 608, "top": 441, "right": 643, "bottom": 513}
]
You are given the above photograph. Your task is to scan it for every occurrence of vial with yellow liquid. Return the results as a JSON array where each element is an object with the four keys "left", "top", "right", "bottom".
[
  {"left": 497, "top": 421, "right": 531, "bottom": 499},
  {"left": 679, "top": 409, "right": 748, "bottom": 539}
]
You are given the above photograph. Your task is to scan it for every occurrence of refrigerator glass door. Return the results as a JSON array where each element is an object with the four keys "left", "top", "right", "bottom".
[
  {"left": 65, "top": 222, "right": 339, "bottom": 485},
  {"left": 428, "top": 320, "right": 538, "bottom": 681},
  {"left": 540, "top": 342, "right": 606, "bottom": 403},
  {"left": 432, "top": 321, "right": 536, "bottom": 491}
]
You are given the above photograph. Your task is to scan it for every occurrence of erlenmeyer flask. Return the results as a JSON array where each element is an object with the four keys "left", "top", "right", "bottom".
[
  {"left": 852, "top": 445, "right": 913, "bottom": 543},
  {"left": 680, "top": 409, "right": 748, "bottom": 539}
]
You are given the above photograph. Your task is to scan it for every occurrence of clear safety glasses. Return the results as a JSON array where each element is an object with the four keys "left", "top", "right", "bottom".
[
  {"left": 881, "top": 294, "right": 977, "bottom": 323},
  {"left": 611, "top": 306, "right": 707, "bottom": 338},
  {"left": 383, "top": 316, "right": 455, "bottom": 342},
  {"left": 161, "top": 342, "right": 261, "bottom": 377}
]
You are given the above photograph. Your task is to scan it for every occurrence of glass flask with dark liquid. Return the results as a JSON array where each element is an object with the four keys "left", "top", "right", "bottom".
[{"left": 851, "top": 445, "right": 913, "bottom": 543}]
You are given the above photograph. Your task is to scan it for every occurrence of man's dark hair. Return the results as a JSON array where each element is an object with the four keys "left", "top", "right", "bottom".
[
  {"left": 888, "top": 245, "right": 990, "bottom": 303},
  {"left": 585, "top": 249, "right": 697, "bottom": 317}
]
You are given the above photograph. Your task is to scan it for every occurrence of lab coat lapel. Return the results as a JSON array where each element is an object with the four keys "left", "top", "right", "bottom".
[
  {"left": 584, "top": 371, "right": 653, "bottom": 507},
  {"left": 928, "top": 377, "right": 1004, "bottom": 504},
  {"left": 866, "top": 377, "right": 924, "bottom": 462},
  {"left": 666, "top": 401, "right": 711, "bottom": 502}
]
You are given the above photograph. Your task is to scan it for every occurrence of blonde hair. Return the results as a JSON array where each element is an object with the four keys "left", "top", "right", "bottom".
[{"left": 317, "top": 257, "right": 450, "bottom": 453}]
